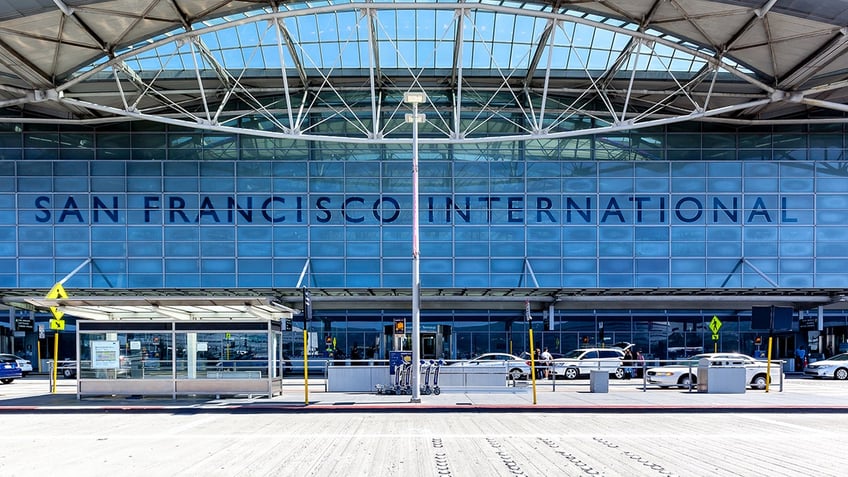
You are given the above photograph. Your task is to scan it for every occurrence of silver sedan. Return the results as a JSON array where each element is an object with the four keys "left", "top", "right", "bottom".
[{"left": 804, "top": 353, "right": 848, "bottom": 380}]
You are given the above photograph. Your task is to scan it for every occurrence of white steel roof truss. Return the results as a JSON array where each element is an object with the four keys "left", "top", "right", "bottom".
[
  {"left": 555, "top": 20, "right": 619, "bottom": 126},
  {"left": 460, "top": 11, "right": 535, "bottom": 139},
  {"left": 292, "top": 12, "right": 372, "bottom": 138},
  {"left": 40, "top": 3, "right": 784, "bottom": 144},
  {"left": 187, "top": 36, "right": 213, "bottom": 124},
  {"left": 364, "top": 8, "right": 381, "bottom": 139}
]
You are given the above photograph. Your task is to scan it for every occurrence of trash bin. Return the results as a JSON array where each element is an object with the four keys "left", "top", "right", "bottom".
[
  {"left": 697, "top": 358, "right": 746, "bottom": 394},
  {"left": 589, "top": 369, "right": 609, "bottom": 393}
]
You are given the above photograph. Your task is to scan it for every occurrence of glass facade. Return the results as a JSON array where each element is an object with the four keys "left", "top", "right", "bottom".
[
  {"left": 3, "top": 122, "right": 848, "bottom": 363},
  {"left": 2, "top": 122, "right": 847, "bottom": 289}
]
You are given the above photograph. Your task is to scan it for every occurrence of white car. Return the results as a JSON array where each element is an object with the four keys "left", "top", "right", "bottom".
[
  {"left": 804, "top": 353, "right": 848, "bottom": 380},
  {"left": 551, "top": 348, "right": 626, "bottom": 380},
  {"left": 0, "top": 353, "right": 32, "bottom": 377},
  {"left": 450, "top": 353, "right": 532, "bottom": 380},
  {"left": 646, "top": 353, "right": 782, "bottom": 390}
]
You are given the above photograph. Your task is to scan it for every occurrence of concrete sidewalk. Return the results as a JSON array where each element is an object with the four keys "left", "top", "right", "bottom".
[{"left": 1, "top": 374, "right": 846, "bottom": 413}]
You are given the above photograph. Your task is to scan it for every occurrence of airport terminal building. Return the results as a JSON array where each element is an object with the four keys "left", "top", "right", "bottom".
[{"left": 2, "top": 0, "right": 848, "bottom": 371}]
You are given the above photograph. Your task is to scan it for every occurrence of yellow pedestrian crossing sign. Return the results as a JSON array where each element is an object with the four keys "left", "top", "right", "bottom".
[
  {"left": 49, "top": 318, "right": 65, "bottom": 330},
  {"left": 709, "top": 315, "right": 722, "bottom": 334},
  {"left": 709, "top": 315, "right": 722, "bottom": 341},
  {"left": 46, "top": 282, "right": 68, "bottom": 320}
]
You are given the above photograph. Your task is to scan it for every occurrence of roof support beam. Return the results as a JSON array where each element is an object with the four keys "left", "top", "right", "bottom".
[
  {"left": 364, "top": 8, "right": 381, "bottom": 139},
  {"left": 0, "top": 38, "right": 53, "bottom": 87},
  {"left": 778, "top": 28, "right": 848, "bottom": 90}
]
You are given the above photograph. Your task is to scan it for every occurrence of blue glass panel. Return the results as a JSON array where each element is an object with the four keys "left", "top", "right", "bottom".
[
  {"left": 816, "top": 243, "right": 848, "bottom": 257},
  {"left": 744, "top": 241, "right": 776, "bottom": 257},
  {"left": 780, "top": 227, "right": 813, "bottom": 241},
  {"left": 165, "top": 259, "right": 198, "bottom": 273},
  {"left": 599, "top": 274, "right": 634, "bottom": 287},
  {"left": 672, "top": 175, "right": 705, "bottom": 192},
  {"left": 18, "top": 226, "right": 52, "bottom": 241},
  {"left": 312, "top": 241, "right": 344, "bottom": 256},
  {"left": 670, "top": 274, "right": 705, "bottom": 287},
  {"left": 490, "top": 241, "right": 522, "bottom": 257},
  {"left": 18, "top": 242, "right": 52, "bottom": 256},
  {"left": 706, "top": 241, "right": 741, "bottom": 257},
  {"left": 564, "top": 259, "right": 596, "bottom": 273},
  {"left": 382, "top": 274, "right": 409, "bottom": 287},
  {"left": 420, "top": 258, "right": 451, "bottom": 274},
  {"left": 129, "top": 258, "right": 161, "bottom": 273},
  {"left": 598, "top": 258, "right": 632, "bottom": 273},
  {"left": 778, "top": 259, "right": 810, "bottom": 274},
  {"left": 564, "top": 242, "right": 597, "bottom": 257},
  {"left": 779, "top": 241, "right": 813, "bottom": 256},
  {"left": 201, "top": 241, "right": 235, "bottom": 257},
  {"left": 707, "top": 226, "right": 741, "bottom": 241},
  {"left": 744, "top": 226, "right": 777, "bottom": 241},
  {"left": 427, "top": 272, "right": 455, "bottom": 287},
  {"left": 54, "top": 241, "right": 88, "bottom": 257},
  {"left": 345, "top": 259, "right": 378, "bottom": 275},
  {"left": 490, "top": 259, "right": 522, "bottom": 273},
  {"left": 165, "top": 241, "right": 199, "bottom": 256},
  {"left": 817, "top": 179, "right": 848, "bottom": 193},
  {"left": 421, "top": 241, "right": 452, "bottom": 257},
  {"left": 18, "top": 177, "right": 51, "bottom": 192},
  {"left": 198, "top": 176, "right": 236, "bottom": 193},
  {"left": 635, "top": 242, "right": 668, "bottom": 257},
  {"left": 814, "top": 222, "right": 842, "bottom": 242},
  {"left": 237, "top": 259, "right": 269, "bottom": 273},
  {"left": 273, "top": 241, "right": 308, "bottom": 257},
  {"left": 126, "top": 274, "right": 163, "bottom": 287},
  {"left": 92, "top": 242, "right": 126, "bottom": 257},
  {"left": 382, "top": 259, "right": 410, "bottom": 273},
  {"left": 563, "top": 178, "right": 597, "bottom": 195},
  {"left": 743, "top": 176, "right": 778, "bottom": 193},
  {"left": 201, "top": 259, "right": 235, "bottom": 273},
  {"left": 564, "top": 275, "right": 598, "bottom": 287},
  {"left": 598, "top": 177, "right": 632, "bottom": 194},
  {"left": 91, "top": 177, "right": 125, "bottom": 193},
  {"left": 165, "top": 176, "right": 198, "bottom": 192},
  {"left": 599, "top": 226, "right": 633, "bottom": 242},
  {"left": 166, "top": 274, "right": 199, "bottom": 287},
  {"left": 527, "top": 242, "right": 560, "bottom": 257},
  {"left": 455, "top": 242, "right": 486, "bottom": 257},
  {"left": 382, "top": 241, "right": 409, "bottom": 258},
  {"left": 670, "top": 258, "right": 705, "bottom": 273},
  {"left": 347, "top": 240, "right": 379, "bottom": 257},
  {"left": 636, "top": 274, "right": 668, "bottom": 287}
]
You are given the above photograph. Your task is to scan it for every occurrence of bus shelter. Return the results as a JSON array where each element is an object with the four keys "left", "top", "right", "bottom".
[{"left": 23, "top": 295, "right": 293, "bottom": 399}]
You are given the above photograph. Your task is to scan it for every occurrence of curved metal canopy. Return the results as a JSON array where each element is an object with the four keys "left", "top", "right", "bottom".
[{"left": 0, "top": 0, "right": 847, "bottom": 143}]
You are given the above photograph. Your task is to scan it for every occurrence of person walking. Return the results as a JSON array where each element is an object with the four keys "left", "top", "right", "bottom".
[
  {"left": 541, "top": 347, "right": 553, "bottom": 379},
  {"left": 623, "top": 348, "right": 635, "bottom": 380}
]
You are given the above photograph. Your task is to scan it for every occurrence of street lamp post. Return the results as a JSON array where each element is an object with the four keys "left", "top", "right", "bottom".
[{"left": 404, "top": 91, "right": 426, "bottom": 403}]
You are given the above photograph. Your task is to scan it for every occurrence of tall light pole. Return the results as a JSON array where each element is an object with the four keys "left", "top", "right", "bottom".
[{"left": 404, "top": 91, "right": 426, "bottom": 403}]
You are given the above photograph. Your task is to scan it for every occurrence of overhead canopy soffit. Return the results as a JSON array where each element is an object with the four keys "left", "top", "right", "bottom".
[
  {"left": 7, "top": 294, "right": 296, "bottom": 321},
  {"left": 0, "top": 1, "right": 847, "bottom": 143},
  {"left": 4, "top": 288, "right": 848, "bottom": 320}
]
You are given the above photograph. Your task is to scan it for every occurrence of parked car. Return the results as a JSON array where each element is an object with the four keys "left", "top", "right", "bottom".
[
  {"left": 59, "top": 359, "right": 77, "bottom": 378},
  {"left": 551, "top": 348, "right": 626, "bottom": 380},
  {"left": 646, "top": 353, "right": 782, "bottom": 390},
  {"left": 0, "top": 355, "right": 22, "bottom": 384},
  {"left": 0, "top": 353, "right": 32, "bottom": 377},
  {"left": 804, "top": 353, "right": 848, "bottom": 380},
  {"left": 450, "top": 353, "right": 532, "bottom": 380}
]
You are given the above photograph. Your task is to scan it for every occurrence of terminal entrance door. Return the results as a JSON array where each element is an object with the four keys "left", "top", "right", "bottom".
[{"left": 385, "top": 325, "right": 450, "bottom": 359}]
